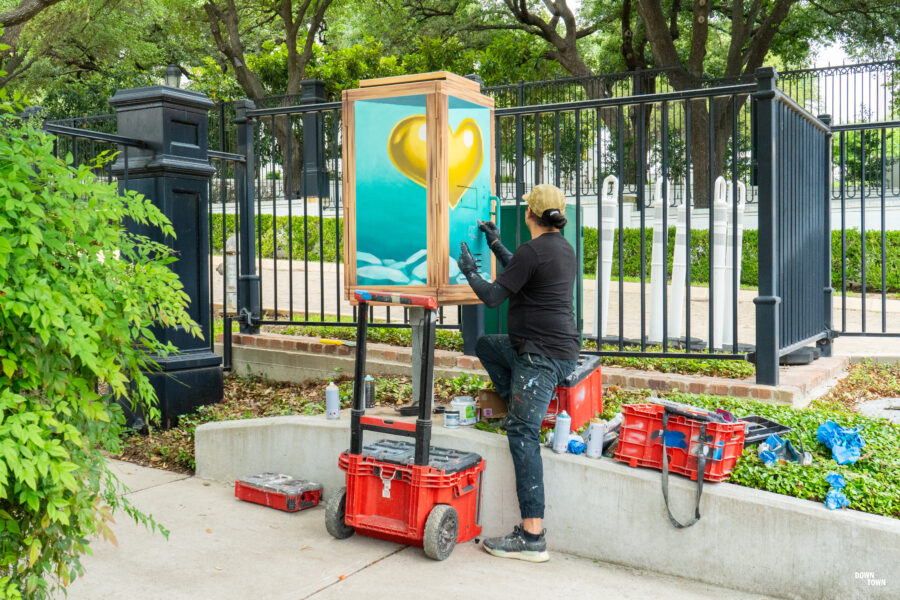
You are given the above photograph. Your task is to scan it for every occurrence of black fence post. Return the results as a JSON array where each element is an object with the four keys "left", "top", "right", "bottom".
[
  {"left": 109, "top": 84, "right": 223, "bottom": 428},
  {"left": 235, "top": 99, "right": 261, "bottom": 334},
  {"left": 752, "top": 67, "right": 781, "bottom": 385},
  {"left": 818, "top": 114, "right": 835, "bottom": 357},
  {"left": 301, "top": 79, "right": 328, "bottom": 202}
]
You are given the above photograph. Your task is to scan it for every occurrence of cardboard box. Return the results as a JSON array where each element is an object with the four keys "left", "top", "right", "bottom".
[{"left": 477, "top": 389, "right": 507, "bottom": 419}]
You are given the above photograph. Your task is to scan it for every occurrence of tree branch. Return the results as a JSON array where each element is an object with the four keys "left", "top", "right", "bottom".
[
  {"left": 742, "top": 0, "right": 796, "bottom": 74},
  {"left": 668, "top": 0, "right": 681, "bottom": 42},
  {"left": 0, "top": 0, "right": 63, "bottom": 28},
  {"left": 203, "top": 0, "right": 266, "bottom": 99},
  {"left": 724, "top": 0, "right": 746, "bottom": 77},
  {"left": 687, "top": 0, "right": 710, "bottom": 77}
]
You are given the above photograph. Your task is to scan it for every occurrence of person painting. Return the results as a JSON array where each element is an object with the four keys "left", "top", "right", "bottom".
[{"left": 456, "top": 183, "right": 579, "bottom": 563}]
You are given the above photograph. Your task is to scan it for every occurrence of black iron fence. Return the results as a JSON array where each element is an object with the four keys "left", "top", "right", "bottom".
[
  {"left": 831, "top": 119, "right": 900, "bottom": 337},
  {"left": 40, "top": 60, "right": 898, "bottom": 383},
  {"left": 493, "top": 80, "right": 759, "bottom": 363},
  {"left": 484, "top": 60, "right": 899, "bottom": 125},
  {"left": 214, "top": 69, "right": 843, "bottom": 384},
  {"left": 752, "top": 69, "right": 833, "bottom": 384}
]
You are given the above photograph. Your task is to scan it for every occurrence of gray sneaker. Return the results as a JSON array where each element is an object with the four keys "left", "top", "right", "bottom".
[{"left": 482, "top": 524, "right": 549, "bottom": 563}]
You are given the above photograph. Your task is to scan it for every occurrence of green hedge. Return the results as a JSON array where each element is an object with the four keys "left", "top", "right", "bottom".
[
  {"left": 211, "top": 214, "right": 344, "bottom": 262},
  {"left": 834, "top": 229, "right": 900, "bottom": 293},
  {"left": 584, "top": 226, "right": 900, "bottom": 293},
  {"left": 583, "top": 226, "right": 760, "bottom": 286},
  {"left": 210, "top": 215, "right": 900, "bottom": 293}
]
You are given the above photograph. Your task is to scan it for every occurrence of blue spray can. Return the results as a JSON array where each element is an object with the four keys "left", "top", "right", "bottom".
[{"left": 552, "top": 411, "right": 572, "bottom": 454}]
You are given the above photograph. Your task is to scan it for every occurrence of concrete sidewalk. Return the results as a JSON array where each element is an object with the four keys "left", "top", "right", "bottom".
[{"left": 63, "top": 460, "right": 774, "bottom": 600}]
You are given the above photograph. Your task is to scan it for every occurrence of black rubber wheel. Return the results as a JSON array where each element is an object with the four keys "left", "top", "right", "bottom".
[
  {"left": 325, "top": 487, "right": 354, "bottom": 540},
  {"left": 423, "top": 504, "right": 458, "bottom": 561}
]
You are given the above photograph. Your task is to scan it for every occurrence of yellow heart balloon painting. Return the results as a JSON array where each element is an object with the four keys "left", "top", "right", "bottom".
[{"left": 387, "top": 115, "right": 483, "bottom": 209}]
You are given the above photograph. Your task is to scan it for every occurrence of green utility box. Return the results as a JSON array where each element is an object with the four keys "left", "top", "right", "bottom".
[{"left": 483, "top": 202, "right": 583, "bottom": 335}]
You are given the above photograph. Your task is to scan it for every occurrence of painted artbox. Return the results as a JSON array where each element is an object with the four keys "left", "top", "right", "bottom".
[{"left": 342, "top": 72, "right": 495, "bottom": 305}]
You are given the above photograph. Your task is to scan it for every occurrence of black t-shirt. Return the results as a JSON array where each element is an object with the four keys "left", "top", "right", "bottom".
[{"left": 495, "top": 232, "right": 580, "bottom": 360}]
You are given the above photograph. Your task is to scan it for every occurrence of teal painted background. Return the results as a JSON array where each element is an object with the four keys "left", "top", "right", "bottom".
[
  {"left": 353, "top": 94, "right": 492, "bottom": 287},
  {"left": 448, "top": 96, "right": 491, "bottom": 282},
  {"left": 354, "top": 95, "right": 429, "bottom": 285}
]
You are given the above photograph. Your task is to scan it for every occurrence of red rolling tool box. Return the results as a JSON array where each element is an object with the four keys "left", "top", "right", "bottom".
[
  {"left": 325, "top": 291, "right": 485, "bottom": 561},
  {"left": 542, "top": 354, "right": 603, "bottom": 431}
]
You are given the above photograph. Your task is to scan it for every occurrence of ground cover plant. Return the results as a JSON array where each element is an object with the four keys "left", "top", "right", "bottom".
[
  {"left": 599, "top": 384, "right": 900, "bottom": 519},
  {"left": 0, "top": 106, "right": 196, "bottom": 597},
  {"left": 118, "top": 372, "right": 487, "bottom": 473},
  {"left": 119, "top": 364, "right": 899, "bottom": 520}
]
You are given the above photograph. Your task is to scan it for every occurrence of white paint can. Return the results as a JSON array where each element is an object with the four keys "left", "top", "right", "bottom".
[{"left": 450, "top": 396, "right": 478, "bottom": 426}]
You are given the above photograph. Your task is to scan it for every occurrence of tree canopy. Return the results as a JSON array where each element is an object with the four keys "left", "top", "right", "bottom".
[{"left": 1, "top": 0, "right": 896, "bottom": 113}]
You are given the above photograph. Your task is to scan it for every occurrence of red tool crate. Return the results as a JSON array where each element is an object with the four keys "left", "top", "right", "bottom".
[
  {"left": 542, "top": 354, "right": 603, "bottom": 431},
  {"left": 614, "top": 403, "right": 745, "bottom": 482},
  {"left": 326, "top": 291, "right": 484, "bottom": 561},
  {"left": 338, "top": 440, "right": 484, "bottom": 547},
  {"left": 235, "top": 473, "right": 323, "bottom": 512}
]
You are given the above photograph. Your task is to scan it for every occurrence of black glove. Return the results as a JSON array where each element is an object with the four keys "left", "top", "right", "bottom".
[
  {"left": 457, "top": 242, "right": 478, "bottom": 277},
  {"left": 478, "top": 220, "right": 513, "bottom": 267},
  {"left": 478, "top": 220, "right": 501, "bottom": 247}
]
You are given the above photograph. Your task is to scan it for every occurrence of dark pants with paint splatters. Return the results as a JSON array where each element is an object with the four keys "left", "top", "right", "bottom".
[{"left": 475, "top": 335, "right": 577, "bottom": 520}]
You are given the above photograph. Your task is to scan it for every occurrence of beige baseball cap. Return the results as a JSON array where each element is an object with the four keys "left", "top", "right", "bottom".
[{"left": 523, "top": 184, "right": 566, "bottom": 218}]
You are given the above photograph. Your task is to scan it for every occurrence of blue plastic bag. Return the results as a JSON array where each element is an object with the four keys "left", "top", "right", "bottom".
[
  {"left": 763, "top": 433, "right": 785, "bottom": 452},
  {"left": 816, "top": 421, "right": 865, "bottom": 465},
  {"left": 758, "top": 449, "right": 777, "bottom": 468},
  {"left": 826, "top": 472, "right": 846, "bottom": 490},
  {"left": 825, "top": 489, "right": 850, "bottom": 510},
  {"left": 567, "top": 439, "right": 586, "bottom": 455},
  {"left": 824, "top": 472, "right": 850, "bottom": 510}
]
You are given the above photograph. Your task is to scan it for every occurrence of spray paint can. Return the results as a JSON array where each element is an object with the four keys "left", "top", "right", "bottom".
[
  {"left": 586, "top": 419, "right": 606, "bottom": 458},
  {"left": 552, "top": 411, "right": 572, "bottom": 454},
  {"left": 325, "top": 381, "right": 340, "bottom": 419},
  {"left": 364, "top": 375, "right": 375, "bottom": 409}
]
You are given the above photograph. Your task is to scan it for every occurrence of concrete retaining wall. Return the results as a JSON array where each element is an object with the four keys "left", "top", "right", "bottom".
[{"left": 196, "top": 415, "right": 899, "bottom": 600}]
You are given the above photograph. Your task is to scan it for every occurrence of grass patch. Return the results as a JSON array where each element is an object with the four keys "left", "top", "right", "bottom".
[
  {"left": 213, "top": 315, "right": 465, "bottom": 352},
  {"left": 583, "top": 342, "right": 755, "bottom": 379}
]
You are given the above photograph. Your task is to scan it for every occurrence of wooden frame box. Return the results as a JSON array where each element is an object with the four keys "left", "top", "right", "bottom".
[{"left": 342, "top": 72, "right": 496, "bottom": 306}]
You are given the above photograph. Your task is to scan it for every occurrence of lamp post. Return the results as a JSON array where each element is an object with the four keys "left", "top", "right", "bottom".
[{"left": 165, "top": 64, "right": 181, "bottom": 88}]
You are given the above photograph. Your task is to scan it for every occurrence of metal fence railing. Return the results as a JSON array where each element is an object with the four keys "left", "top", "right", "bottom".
[
  {"left": 831, "top": 119, "right": 900, "bottom": 337},
  {"left": 44, "top": 60, "right": 898, "bottom": 378},
  {"left": 494, "top": 82, "right": 758, "bottom": 362},
  {"left": 483, "top": 60, "right": 900, "bottom": 125},
  {"left": 752, "top": 68, "right": 833, "bottom": 384}
]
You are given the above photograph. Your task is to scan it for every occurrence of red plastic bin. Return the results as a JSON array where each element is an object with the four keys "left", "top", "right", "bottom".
[
  {"left": 613, "top": 403, "right": 745, "bottom": 482},
  {"left": 235, "top": 473, "right": 323, "bottom": 512},
  {"left": 542, "top": 355, "right": 603, "bottom": 431},
  {"left": 338, "top": 441, "right": 485, "bottom": 547}
]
